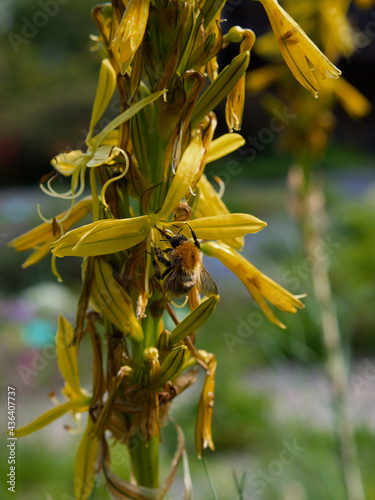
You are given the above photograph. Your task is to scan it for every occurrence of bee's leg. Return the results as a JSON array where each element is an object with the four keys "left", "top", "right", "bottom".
[
  {"left": 154, "top": 245, "right": 173, "bottom": 267},
  {"left": 186, "top": 223, "right": 200, "bottom": 249},
  {"left": 150, "top": 253, "right": 161, "bottom": 280},
  {"left": 161, "top": 266, "right": 174, "bottom": 279},
  {"left": 155, "top": 226, "right": 173, "bottom": 244}
]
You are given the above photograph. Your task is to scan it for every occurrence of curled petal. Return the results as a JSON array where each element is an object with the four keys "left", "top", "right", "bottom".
[
  {"left": 257, "top": 0, "right": 341, "bottom": 98},
  {"left": 201, "top": 241, "right": 304, "bottom": 328}
]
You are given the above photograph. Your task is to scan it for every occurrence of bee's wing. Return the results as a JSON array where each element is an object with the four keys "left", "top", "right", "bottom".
[{"left": 198, "top": 265, "right": 218, "bottom": 297}]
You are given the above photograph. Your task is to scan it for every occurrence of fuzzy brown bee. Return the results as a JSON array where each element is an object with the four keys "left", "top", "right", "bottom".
[{"left": 151, "top": 224, "right": 218, "bottom": 302}]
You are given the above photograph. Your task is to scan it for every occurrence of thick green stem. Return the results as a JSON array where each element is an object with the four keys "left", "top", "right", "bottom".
[{"left": 130, "top": 435, "right": 160, "bottom": 489}]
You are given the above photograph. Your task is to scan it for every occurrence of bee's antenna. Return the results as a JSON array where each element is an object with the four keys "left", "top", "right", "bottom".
[{"left": 172, "top": 224, "right": 183, "bottom": 234}]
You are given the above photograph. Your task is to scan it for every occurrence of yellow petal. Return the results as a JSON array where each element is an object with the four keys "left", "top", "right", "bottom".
[
  {"left": 14, "top": 398, "right": 90, "bottom": 437},
  {"left": 74, "top": 417, "right": 99, "bottom": 500},
  {"left": 52, "top": 215, "right": 151, "bottom": 257},
  {"left": 164, "top": 213, "right": 266, "bottom": 240},
  {"left": 201, "top": 241, "right": 304, "bottom": 328},
  {"left": 158, "top": 134, "right": 204, "bottom": 221},
  {"left": 56, "top": 315, "right": 81, "bottom": 395},
  {"left": 88, "top": 58, "right": 117, "bottom": 139},
  {"left": 257, "top": 0, "right": 341, "bottom": 98},
  {"left": 205, "top": 134, "right": 245, "bottom": 163},
  {"left": 9, "top": 197, "right": 92, "bottom": 253},
  {"left": 192, "top": 175, "right": 244, "bottom": 250},
  {"left": 92, "top": 89, "right": 166, "bottom": 148},
  {"left": 51, "top": 150, "right": 88, "bottom": 177},
  {"left": 195, "top": 351, "right": 216, "bottom": 458}
]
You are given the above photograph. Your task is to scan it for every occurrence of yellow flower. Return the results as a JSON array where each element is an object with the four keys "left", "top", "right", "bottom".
[
  {"left": 14, "top": 316, "right": 91, "bottom": 437},
  {"left": 8, "top": 197, "right": 92, "bottom": 267},
  {"left": 257, "top": 0, "right": 341, "bottom": 98},
  {"left": 51, "top": 134, "right": 267, "bottom": 258},
  {"left": 201, "top": 241, "right": 304, "bottom": 328}
]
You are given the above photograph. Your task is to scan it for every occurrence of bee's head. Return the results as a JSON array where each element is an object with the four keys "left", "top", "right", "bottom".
[{"left": 170, "top": 234, "right": 187, "bottom": 248}]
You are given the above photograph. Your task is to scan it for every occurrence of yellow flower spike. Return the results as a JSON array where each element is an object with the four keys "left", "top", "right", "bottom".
[
  {"left": 257, "top": 0, "right": 341, "bottom": 98},
  {"left": 158, "top": 134, "right": 204, "bottom": 221},
  {"left": 74, "top": 416, "right": 99, "bottom": 500},
  {"left": 195, "top": 351, "right": 216, "bottom": 459},
  {"left": 201, "top": 241, "right": 304, "bottom": 328},
  {"left": 52, "top": 214, "right": 152, "bottom": 257},
  {"left": 110, "top": 0, "right": 151, "bottom": 75},
  {"left": 89, "top": 258, "right": 144, "bottom": 344},
  {"left": 158, "top": 346, "right": 189, "bottom": 387},
  {"left": 87, "top": 58, "right": 117, "bottom": 141},
  {"left": 170, "top": 296, "right": 219, "bottom": 345},
  {"left": 164, "top": 213, "right": 267, "bottom": 241},
  {"left": 225, "top": 27, "right": 256, "bottom": 132},
  {"left": 205, "top": 133, "right": 245, "bottom": 164}
]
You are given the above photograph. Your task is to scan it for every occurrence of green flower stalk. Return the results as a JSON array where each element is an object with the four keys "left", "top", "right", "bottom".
[{"left": 9, "top": 0, "right": 341, "bottom": 497}]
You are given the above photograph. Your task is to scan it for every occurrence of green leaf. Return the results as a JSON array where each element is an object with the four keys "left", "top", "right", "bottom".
[{"left": 92, "top": 90, "right": 166, "bottom": 147}]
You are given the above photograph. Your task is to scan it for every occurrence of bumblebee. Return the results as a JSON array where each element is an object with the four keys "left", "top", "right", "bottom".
[{"left": 151, "top": 224, "right": 218, "bottom": 302}]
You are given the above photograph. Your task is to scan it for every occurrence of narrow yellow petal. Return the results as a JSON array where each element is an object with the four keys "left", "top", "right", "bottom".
[
  {"left": 52, "top": 215, "right": 151, "bottom": 257},
  {"left": 164, "top": 213, "right": 266, "bottom": 240},
  {"left": 192, "top": 175, "right": 244, "bottom": 250},
  {"left": 195, "top": 352, "right": 216, "bottom": 458},
  {"left": 88, "top": 58, "right": 117, "bottom": 139},
  {"left": 92, "top": 90, "right": 166, "bottom": 148},
  {"left": 205, "top": 134, "right": 245, "bottom": 163},
  {"left": 56, "top": 315, "right": 81, "bottom": 395},
  {"left": 14, "top": 399, "right": 89, "bottom": 437},
  {"left": 158, "top": 134, "right": 204, "bottom": 221}
]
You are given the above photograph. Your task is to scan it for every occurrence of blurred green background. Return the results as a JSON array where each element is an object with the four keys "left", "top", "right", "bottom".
[{"left": 1, "top": 1, "right": 375, "bottom": 499}]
